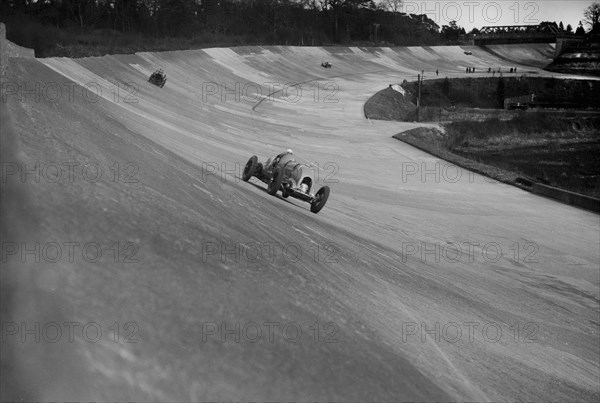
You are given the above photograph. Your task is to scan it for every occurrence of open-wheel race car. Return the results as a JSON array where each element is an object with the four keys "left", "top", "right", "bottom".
[
  {"left": 148, "top": 69, "right": 167, "bottom": 87},
  {"left": 321, "top": 61, "right": 332, "bottom": 68},
  {"left": 242, "top": 151, "right": 331, "bottom": 214}
]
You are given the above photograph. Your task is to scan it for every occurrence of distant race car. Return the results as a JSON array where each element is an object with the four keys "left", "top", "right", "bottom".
[
  {"left": 508, "top": 102, "right": 529, "bottom": 110},
  {"left": 321, "top": 61, "right": 332, "bottom": 68},
  {"left": 242, "top": 152, "right": 330, "bottom": 214},
  {"left": 464, "top": 51, "right": 473, "bottom": 55},
  {"left": 149, "top": 69, "right": 167, "bottom": 87}
]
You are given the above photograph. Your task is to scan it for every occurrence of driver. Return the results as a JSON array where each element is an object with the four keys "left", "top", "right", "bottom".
[{"left": 271, "top": 149, "right": 294, "bottom": 170}]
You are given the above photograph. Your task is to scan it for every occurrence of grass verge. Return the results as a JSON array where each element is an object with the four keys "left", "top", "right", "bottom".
[{"left": 393, "top": 114, "right": 600, "bottom": 199}]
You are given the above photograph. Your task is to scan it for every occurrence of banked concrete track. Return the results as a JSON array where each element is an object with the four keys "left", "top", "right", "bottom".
[{"left": 1, "top": 44, "right": 599, "bottom": 401}]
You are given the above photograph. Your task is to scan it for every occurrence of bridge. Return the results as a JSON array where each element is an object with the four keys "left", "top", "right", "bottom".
[{"left": 473, "top": 22, "right": 563, "bottom": 45}]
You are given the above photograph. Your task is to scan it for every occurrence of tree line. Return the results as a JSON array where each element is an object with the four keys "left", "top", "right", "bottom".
[
  {"left": 1, "top": 0, "right": 450, "bottom": 46},
  {"left": 2, "top": 1, "right": 596, "bottom": 57}
]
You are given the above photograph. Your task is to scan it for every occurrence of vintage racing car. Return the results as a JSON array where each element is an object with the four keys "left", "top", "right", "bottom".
[
  {"left": 321, "top": 61, "right": 332, "bottom": 68},
  {"left": 149, "top": 69, "right": 167, "bottom": 87},
  {"left": 242, "top": 152, "right": 330, "bottom": 214}
]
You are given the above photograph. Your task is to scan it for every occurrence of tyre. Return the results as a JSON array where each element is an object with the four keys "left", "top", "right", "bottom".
[
  {"left": 282, "top": 188, "right": 290, "bottom": 198},
  {"left": 242, "top": 155, "right": 258, "bottom": 182},
  {"left": 310, "top": 186, "right": 330, "bottom": 214},
  {"left": 267, "top": 167, "right": 283, "bottom": 195}
]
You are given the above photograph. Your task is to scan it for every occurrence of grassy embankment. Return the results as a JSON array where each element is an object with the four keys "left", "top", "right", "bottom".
[{"left": 365, "top": 78, "right": 600, "bottom": 199}]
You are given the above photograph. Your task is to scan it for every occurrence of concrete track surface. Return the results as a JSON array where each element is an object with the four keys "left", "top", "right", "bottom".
[{"left": 1, "top": 44, "right": 599, "bottom": 401}]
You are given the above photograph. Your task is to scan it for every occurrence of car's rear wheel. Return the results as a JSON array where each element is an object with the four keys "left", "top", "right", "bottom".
[
  {"left": 282, "top": 188, "right": 290, "bottom": 198},
  {"left": 242, "top": 156, "right": 258, "bottom": 182},
  {"left": 310, "top": 186, "right": 330, "bottom": 214},
  {"left": 268, "top": 167, "right": 283, "bottom": 195}
]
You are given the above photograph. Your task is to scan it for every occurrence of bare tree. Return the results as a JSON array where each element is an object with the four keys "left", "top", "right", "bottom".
[
  {"left": 380, "top": 0, "right": 402, "bottom": 13},
  {"left": 583, "top": 1, "right": 600, "bottom": 31}
]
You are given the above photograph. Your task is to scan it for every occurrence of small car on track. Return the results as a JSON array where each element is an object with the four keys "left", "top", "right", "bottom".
[
  {"left": 242, "top": 152, "right": 330, "bottom": 214},
  {"left": 149, "top": 69, "right": 167, "bottom": 87}
]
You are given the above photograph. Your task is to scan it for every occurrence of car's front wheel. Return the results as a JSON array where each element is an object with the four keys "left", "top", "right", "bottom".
[
  {"left": 310, "top": 186, "right": 330, "bottom": 214},
  {"left": 242, "top": 156, "right": 258, "bottom": 182},
  {"left": 267, "top": 167, "right": 283, "bottom": 195}
]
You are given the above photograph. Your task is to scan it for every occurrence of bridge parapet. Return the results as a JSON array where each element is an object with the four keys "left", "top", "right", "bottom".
[{"left": 474, "top": 32, "right": 556, "bottom": 45}]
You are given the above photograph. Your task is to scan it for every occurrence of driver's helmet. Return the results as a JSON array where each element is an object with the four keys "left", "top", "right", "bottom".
[{"left": 286, "top": 149, "right": 293, "bottom": 155}]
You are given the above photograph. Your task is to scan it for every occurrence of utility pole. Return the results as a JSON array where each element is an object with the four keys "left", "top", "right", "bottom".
[{"left": 417, "top": 70, "right": 423, "bottom": 122}]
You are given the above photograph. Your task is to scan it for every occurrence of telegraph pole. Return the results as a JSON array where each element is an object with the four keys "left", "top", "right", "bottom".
[
  {"left": 417, "top": 70, "right": 423, "bottom": 122},
  {"left": 417, "top": 74, "right": 420, "bottom": 122}
]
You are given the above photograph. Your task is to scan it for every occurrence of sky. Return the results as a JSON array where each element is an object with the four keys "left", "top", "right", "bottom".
[{"left": 394, "top": 0, "right": 593, "bottom": 31}]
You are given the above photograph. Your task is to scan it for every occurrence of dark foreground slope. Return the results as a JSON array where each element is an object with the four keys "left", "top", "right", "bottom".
[{"left": 1, "top": 58, "right": 455, "bottom": 401}]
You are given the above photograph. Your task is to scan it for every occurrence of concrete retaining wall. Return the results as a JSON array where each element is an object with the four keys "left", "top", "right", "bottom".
[
  {"left": 0, "top": 22, "right": 35, "bottom": 64},
  {"left": 531, "top": 182, "right": 600, "bottom": 213},
  {"left": 0, "top": 23, "right": 7, "bottom": 79},
  {"left": 554, "top": 35, "right": 586, "bottom": 58}
]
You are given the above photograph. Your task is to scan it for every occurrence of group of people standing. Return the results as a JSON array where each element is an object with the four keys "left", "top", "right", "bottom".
[
  {"left": 462, "top": 66, "right": 519, "bottom": 75},
  {"left": 426, "top": 65, "right": 521, "bottom": 77}
]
